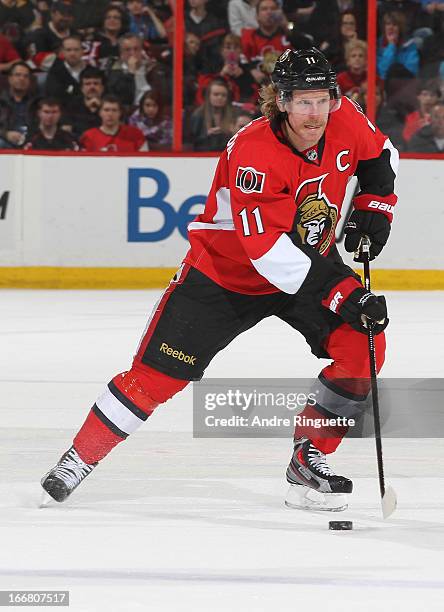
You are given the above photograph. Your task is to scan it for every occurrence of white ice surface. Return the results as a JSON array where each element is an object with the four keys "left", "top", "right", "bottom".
[{"left": 1, "top": 290, "right": 444, "bottom": 611}]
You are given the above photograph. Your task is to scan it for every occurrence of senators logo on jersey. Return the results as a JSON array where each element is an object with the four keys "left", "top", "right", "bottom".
[
  {"left": 236, "top": 166, "right": 266, "bottom": 194},
  {"left": 294, "top": 174, "right": 338, "bottom": 255}
]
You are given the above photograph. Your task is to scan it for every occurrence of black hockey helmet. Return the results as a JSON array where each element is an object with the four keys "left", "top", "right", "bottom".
[{"left": 271, "top": 47, "right": 341, "bottom": 104}]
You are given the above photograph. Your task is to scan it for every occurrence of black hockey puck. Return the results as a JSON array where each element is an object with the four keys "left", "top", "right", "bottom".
[{"left": 329, "top": 521, "right": 353, "bottom": 530}]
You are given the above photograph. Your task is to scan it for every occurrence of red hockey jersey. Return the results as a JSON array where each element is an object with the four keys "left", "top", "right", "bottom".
[
  {"left": 185, "top": 96, "right": 399, "bottom": 296},
  {"left": 241, "top": 27, "right": 290, "bottom": 65},
  {"left": 80, "top": 125, "right": 146, "bottom": 152}
]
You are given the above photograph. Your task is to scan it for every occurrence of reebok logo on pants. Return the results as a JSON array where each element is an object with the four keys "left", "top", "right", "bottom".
[{"left": 159, "top": 342, "right": 197, "bottom": 365}]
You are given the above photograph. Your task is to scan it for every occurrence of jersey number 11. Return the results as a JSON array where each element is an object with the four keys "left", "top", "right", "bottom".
[{"left": 238, "top": 206, "right": 265, "bottom": 236}]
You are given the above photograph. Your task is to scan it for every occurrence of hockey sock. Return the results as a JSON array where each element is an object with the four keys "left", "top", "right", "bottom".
[
  {"left": 73, "top": 365, "right": 188, "bottom": 464},
  {"left": 295, "top": 402, "right": 349, "bottom": 454}
]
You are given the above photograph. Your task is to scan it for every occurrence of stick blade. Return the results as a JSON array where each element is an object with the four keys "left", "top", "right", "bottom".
[{"left": 381, "top": 485, "right": 397, "bottom": 519}]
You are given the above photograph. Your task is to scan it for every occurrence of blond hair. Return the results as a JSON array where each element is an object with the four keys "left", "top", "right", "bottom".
[
  {"left": 259, "top": 82, "right": 280, "bottom": 120},
  {"left": 345, "top": 39, "right": 367, "bottom": 61}
]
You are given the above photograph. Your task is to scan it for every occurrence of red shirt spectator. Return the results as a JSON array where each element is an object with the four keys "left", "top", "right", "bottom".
[
  {"left": 80, "top": 124, "right": 146, "bottom": 151},
  {"left": 241, "top": 28, "right": 289, "bottom": 65},
  {"left": 80, "top": 95, "right": 147, "bottom": 152},
  {"left": 0, "top": 34, "right": 20, "bottom": 73},
  {"left": 402, "top": 81, "right": 440, "bottom": 143},
  {"left": 336, "top": 40, "right": 368, "bottom": 98},
  {"left": 240, "top": 0, "right": 290, "bottom": 83}
]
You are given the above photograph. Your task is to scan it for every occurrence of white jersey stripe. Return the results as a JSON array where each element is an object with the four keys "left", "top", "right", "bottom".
[
  {"left": 251, "top": 234, "right": 312, "bottom": 294},
  {"left": 188, "top": 221, "right": 235, "bottom": 231}
]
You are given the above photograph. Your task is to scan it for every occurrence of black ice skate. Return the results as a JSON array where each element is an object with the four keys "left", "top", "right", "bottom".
[
  {"left": 40, "top": 446, "right": 97, "bottom": 503},
  {"left": 285, "top": 439, "right": 353, "bottom": 512}
]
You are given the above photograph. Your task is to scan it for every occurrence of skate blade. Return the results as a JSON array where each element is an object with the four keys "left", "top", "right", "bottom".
[
  {"left": 39, "top": 489, "right": 55, "bottom": 508},
  {"left": 285, "top": 484, "right": 348, "bottom": 512}
]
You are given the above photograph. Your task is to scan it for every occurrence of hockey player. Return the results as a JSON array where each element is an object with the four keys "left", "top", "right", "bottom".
[{"left": 41, "top": 48, "right": 398, "bottom": 511}]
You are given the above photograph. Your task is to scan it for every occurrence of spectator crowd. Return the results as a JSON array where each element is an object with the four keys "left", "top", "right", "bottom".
[{"left": 0, "top": 0, "right": 443, "bottom": 153}]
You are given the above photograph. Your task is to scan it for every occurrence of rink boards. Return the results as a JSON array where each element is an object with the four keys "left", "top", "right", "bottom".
[{"left": 0, "top": 152, "right": 443, "bottom": 289}]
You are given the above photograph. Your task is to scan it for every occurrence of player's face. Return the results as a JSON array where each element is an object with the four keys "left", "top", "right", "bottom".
[
  {"left": 285, "top": 90, "right": 330, "bottom": 143},
  {"left": 100, "top": 102, "right": 121, "bottom": 128}
]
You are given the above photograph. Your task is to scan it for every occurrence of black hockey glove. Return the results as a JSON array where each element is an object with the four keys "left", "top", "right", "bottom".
[
  {"left": 344, "top": 210, "right": 391, "bottom": 262},
  {"left": 339, "top": 288, "right": 388, "bottom": 333},
  {"left": 322, "top": 279, "right": 388, "bottom": 334}
]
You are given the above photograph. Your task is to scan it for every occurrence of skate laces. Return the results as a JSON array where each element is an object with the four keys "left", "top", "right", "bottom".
[
  {"left": 306, "top": 445, "right": 336, "bottom": 477},
  {"left": 51, "top": 448, "right": 95, "bottom": 490}
]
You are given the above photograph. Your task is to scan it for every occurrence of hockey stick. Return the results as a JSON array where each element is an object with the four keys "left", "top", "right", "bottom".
[{"left": 356, "top": 236, "right": 397, "bottom": 519}]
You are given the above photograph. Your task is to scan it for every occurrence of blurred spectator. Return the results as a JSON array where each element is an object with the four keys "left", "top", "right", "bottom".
[
  {"left": 80, "top": 94, "right": 147, "bottom": 151},
  {"left": 190, "top": 77, "right": 235, "bottom": 150},
  {"left": 377, "top": 11, "right": 419, "bottom": 80},
  {"left": 241, "top": 0, "right": 291, "bottom": 85},
  {"left": 207, "top": 0, "right": 230, "bottom": 24},
  {"left": 107, "top": 33, "right": 156, "bottom": 106},
  {"left": 127, "top": 0, "right": 167, "bottom": 42},
  {"left": 419, "top": 12, "right": 444, "bottom": 79},
  {"left": 420, "top": 0, "right": 444, "bottom": 11},
  {"left": 45, "top": 35, "right": 86, "bottom": 105},
  {"left": 285, "top": 19, "right": 314, "bottom": 52},
  {"left": 337, "top": 39, "right": 367, "bottom": 98},
  {"left": 129, "top": 90, "right": 172, "bottom": 150},
  {"left": 0, "top": 33, "right": 20, "bottom": 73},
  {"left": 183, "top": 31, "right": 203, "bottom": 106},
  {"left": 284, "top": 2, "right": 365, "bottom": 60},
  {"left": 228, "top": 0, "right": 258, "bottom": 36},
  {"left": 196, "top": 33, "right": 258, "bottom": 105},
  {"left": 0, "top": 61, "right": 35, "bottom": 148},
  {"left": 322, "top": 10, "right": 360, "bottom": 70},
  {"left": 64, "top": 66, "right": 105, "bottom": 137},
  {"left": 150, "top": 0, "right": 173, "bottom": 22},
  {"left": 379, "top": 0, "right": 424, "bottom": 36},
  {"left": 233, "top": 111, "right": 253, "bottom": 132},
  {"left": 357, "top": 82, "right": 405, "bottom": 151},
  {"left": 282, "top": 0, "right": 315, "bottom": 24},
  {"left": 24, "top": 97, "right": 79, "bottom": 150},
  {"left": 0, "top": 0, "right": 35, "bottom": 30},
  {"left": 69, "top": 0, "right": 110, "bottom": 32},
  {"left": 28, "top": 1, "right": 75, "bottom": 54},
  {"left": 403, "top": 79, "right": 441, "bottom": 143},
  {"left": 185, "top": 0, "right": 226, "bottom": 73},
  {"left": 93, "top": 5, "right": 126, "bottom": 68},
  {"left": 408, "top": 100, "right": 444, "bottom": 151}
]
